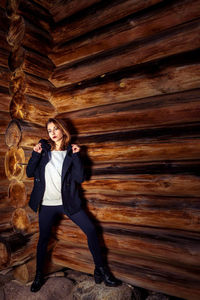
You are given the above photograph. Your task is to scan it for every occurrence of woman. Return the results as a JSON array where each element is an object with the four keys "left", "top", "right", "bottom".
[{"left": 26, "top": 118, "right": 121, "bottom": 292}]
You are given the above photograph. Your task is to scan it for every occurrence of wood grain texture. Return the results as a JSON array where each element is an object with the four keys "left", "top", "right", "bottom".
[
  {"left": 8, "top": 180, "right": 27, "bottom": 208},
  {"left": 10, "top": 93, "right": 55, "bottom": 125},
  {"left": 50, "top": 0, "right": 200, "bottom": 66},
  {"left": 0, "top": 87, "right": 11, "bottom": 111},
  {"left": 8, "top": 47, "right": 54, "bottom": 79},
  {"left": 52, "top": 0, "right": 163, "bottom": 44},
  {"left": 4, "top": 147, "right": 25, "bottom": 181},
  {"left": 52, "top": 242, "right": 200, "bottom": 299},
  {"left": 6, "top": 0, "right": 52, "bottom": 32},
  {"left": 54, "top": 219, "right": 200, "bottom": 269},
  {"left": 7, "top": 16, "right": 52, "bottom": 55},
  {"left": 51, "top": 20, "right": 200, "bottom": 87},
  {"left": 5, "top": 119, "right": 47, "bottom": 148},
  {"left": 82, "top": 174, "right": 200, "bottom": 198},
  {"left": 0, "top": 67, "right": 11, "bottom": 88},
  {"left": 50, "top": 0, "right": 102, "bottom": 23},
  {"left": 10, "top": 70, "right": 54, "bottom": 100},
  {"left": 51, "top": 59, "right": 200, "bottom": 111}
]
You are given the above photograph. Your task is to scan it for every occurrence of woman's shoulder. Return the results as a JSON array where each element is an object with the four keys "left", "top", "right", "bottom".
[{"left": 39, "top": 139, "right": 51, "bottom": 151}]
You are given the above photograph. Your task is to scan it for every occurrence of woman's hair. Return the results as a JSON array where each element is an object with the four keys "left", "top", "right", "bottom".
[{"left": 46, "top": 118, "right": 71, "bottom": 150}]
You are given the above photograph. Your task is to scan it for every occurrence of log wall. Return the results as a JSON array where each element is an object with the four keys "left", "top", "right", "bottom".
[
  {"left": 49, "top": 1, "right": 200, "bottom": 299},
  {"left": 0, "top": 1, "right": 200, "bottom": 299},
  {"left": 0, "top": 0, "right": 57, "bottom": 279}
]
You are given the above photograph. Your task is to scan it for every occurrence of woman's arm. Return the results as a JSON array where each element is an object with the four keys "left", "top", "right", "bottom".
[
  {"left": 26, "top": 143, "right": 42, "bottom": 178},
  {"left": 71, "top": 152, "right": 85, "bottom": 183},
  {"left": 71, "top": 144, "right": 85, "bottom": 183}
]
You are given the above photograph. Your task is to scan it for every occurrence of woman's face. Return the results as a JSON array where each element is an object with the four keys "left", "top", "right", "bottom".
[{"left": 47, "top": 122, "right": 63, "bottom": 143}]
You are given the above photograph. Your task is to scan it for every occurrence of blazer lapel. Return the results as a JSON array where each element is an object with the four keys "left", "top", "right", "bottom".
[{"left": 61, "top": 145, "right": 72, "bottom": 185}]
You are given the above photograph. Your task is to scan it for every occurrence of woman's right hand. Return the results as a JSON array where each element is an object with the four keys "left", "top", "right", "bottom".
[{"left": 33, "top": 143, "right": 42, "bottom": 153}]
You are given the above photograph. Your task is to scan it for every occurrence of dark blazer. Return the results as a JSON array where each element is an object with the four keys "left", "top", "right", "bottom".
[{"left": 26, "top": 139, "right": 85, "bottom": 215}]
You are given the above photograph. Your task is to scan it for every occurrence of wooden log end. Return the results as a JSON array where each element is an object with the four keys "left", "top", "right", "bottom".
[
  {"left": 5, "top": 119, "right": 22, "bottom": 148},
  {"left": 9, "top": 69, "right": 25, "bottom": 95},
  {"left": 12, "top": 208, "right": 30, "bottom": 233},
  {"left": 7, "top": 15, "right": 25, "bottom": 48},
  {"left": 10, "top": 92, "right": 27, "bottom": 120},
  {"left": 9, "top": 179, "right": 27, "bottom": 208},
  {"left": 4, "top": 147, "right": 25, "bottom": 180},
  {"left": 6, "top": 0, "right": 20, "bottom": 19}
]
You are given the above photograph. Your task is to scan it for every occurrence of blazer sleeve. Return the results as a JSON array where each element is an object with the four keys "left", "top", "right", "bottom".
[
  {"left": 71, "top": 152, "right": 85, "bottom": 183},
  {"left": 26, "top": 150, "right": 42, "bottom": 178}
]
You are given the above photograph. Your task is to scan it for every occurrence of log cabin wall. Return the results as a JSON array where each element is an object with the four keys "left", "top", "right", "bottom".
[
  {"left": 0, "top": 0, "right": 200, "bottom": 299},
  {"left": 0, "top": 1, "right": 12, "bottom": 223},
  {"left": 48, "top": 1, "right": 200, "bottom": 299},
  {"left": 0, "top": 0, "right": 57, "bottom": 281}
]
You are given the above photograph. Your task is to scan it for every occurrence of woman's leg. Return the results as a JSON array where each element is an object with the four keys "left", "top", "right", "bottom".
[
  {"left": 36, "top": 205, "right": 57, "bottom": 272},
  {"left": 67, "top": 209, "right": 104, "bottom": 267},
  {"left": 68, "top": 209, "right": 122, "bottom": 287},
  {"left": 31, "top": 205, "right": 63, "bottom": 292}
]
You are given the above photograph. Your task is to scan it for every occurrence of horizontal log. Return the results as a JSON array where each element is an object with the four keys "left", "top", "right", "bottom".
[
  {"left": 0, "top": 86, "right": 11, "bottom": 112},
  {"left": 8, "top": 180, "right": 27, "bottom": 208},
  {"left": 51, "top": 20, "right": 200, "bottom": 87},
  {"left": 0, "top": 134, "right": 8, "bottom": 151},
  {"left": 8, "top": 47, "right": 54, "bottom": 79},
  {"left": 0, "top": 111, "right": 11, "bottom": 132},
  {"left": 52, "top": 0, "right": 163, "bottom": 44},
  {"left": 57, "top": 87, "right": 200, "bottom": 118},
  {"left": 50, "top": 0, "right": 102, "bottom": 23},
  {"left": 0, "top": 30, "right": 11, "bottom": 52},
  {"left": 0, "top": 48, "right": 9, "bottom": 68},
  {"left": 54, "top": 219, "right": 200, "bottom": 269},
  {"left": 0, "top": 232, "right": 38, "bottom": 269},
  {"left": 6, "top": 0, "right": 51, "bottom": 32},
  {"left": 90, "top": 160, "right": 200, "bottom": 177},
  {"left": 7, "top": 16, "right": 52, "bottom": 55},
  {"left": 82, "top": 174, "right": 200, "bottom": 198},
  {"left": 0, "top": 159, "right": 7, "bottom": 181},
  {"left": 4, "top": 147, "right": 25, "bottom": 181},
  {"left": 13, "top": 256, "right": 63, "bottom": 283},
  {"left": 0, "top": 179, "right": 10, "bottom": 201},
  {"left": 51, "top": 58, "right": 200, "bottom": 112},
  {"left": 84, "top": 197, "right": 200, "bottom": 232},
  {"left": 5, "top": 119, "right": 47, "bottom": 148},
  {"left": 75, "top": 123, "right": 200, "bottom": 149},
  {"left": 0, "top": 206, "right": 15, "bottom": 233},
  {"left": 51, "top": 0, "right": 200, "bottom": 66},
  {"left": 0, "top": 7, "right": 9, "bottom": 32},
  {"left": 79, "top": 139, "right": 200, "bottom": 163},
  {"left": 0, "top": 66, "right": 11, "bottom": 88},
  {"left": 52, "top": 242, "right": 200, "bottom": 299},
  {"left": 58, "top": 101, "right": 200, "bottom": 135},
  {"left": 10, "top": 93, "right": 55, "bottom": 126},
  {"left": 10, "top": 70, "right": 54, "bottom": 100}
]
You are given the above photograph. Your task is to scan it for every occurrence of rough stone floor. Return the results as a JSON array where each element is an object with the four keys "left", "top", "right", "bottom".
[{"left": 0, "top": 268, "right": 185, "bottom": 300}]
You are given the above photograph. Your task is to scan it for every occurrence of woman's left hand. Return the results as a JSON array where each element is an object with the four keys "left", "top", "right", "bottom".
[{"left": 72, "top": 144, "right": 80, "bottom": 153}]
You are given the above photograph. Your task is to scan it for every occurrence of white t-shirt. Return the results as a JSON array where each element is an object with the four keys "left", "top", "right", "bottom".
[{"left": 42, "top": 150, "right": 67, "bottom": 206}]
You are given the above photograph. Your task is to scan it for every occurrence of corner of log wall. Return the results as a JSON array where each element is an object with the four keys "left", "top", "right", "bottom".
[
  {"left": 0, "top": 0, "right": 59, "bottom": 280},
  {"left": 0, "top": 1, "right": 200, "bottom": 299}
]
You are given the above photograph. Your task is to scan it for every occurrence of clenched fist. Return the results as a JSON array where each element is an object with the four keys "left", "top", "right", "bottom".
[
  {"left": 33, "top": 143, "right": 42, "bottom": 153},
  {"left": 71, "top": 144, "right": 80, "bottom": 153}
]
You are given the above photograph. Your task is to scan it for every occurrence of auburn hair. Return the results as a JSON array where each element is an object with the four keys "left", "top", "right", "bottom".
[{"left": 46, "top": 118, "right": 71, "bottom": 151}]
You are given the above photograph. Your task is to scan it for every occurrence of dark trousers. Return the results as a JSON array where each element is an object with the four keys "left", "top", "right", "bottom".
[{"left": 37, "top": 205, "right": 104, "bottom": 272}]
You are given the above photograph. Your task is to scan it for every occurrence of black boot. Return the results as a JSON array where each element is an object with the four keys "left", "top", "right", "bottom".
[
  {"left": 30, "top": 270, "right": 44, "bottom": 292},
  {"left": 94, "top": 266, "right": 122, "bottom": 287}
]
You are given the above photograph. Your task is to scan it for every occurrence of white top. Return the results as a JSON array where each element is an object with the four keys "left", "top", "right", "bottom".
[{"left": 42, "top": 150, "right": 67, "bottom": 206}]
